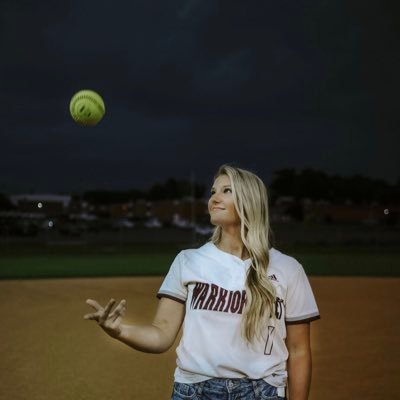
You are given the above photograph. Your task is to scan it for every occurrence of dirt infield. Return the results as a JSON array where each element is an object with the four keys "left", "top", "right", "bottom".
[{"left": 0, "top": 276, "right": 399, "bottom": 400}]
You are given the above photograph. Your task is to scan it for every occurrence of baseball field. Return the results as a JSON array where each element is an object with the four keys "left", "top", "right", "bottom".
[{"left": 0, "top": 238, "right": 399, "bottom": 400}]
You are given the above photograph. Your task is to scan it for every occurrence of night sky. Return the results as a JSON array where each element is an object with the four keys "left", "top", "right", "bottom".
[{"left": 1, "top": 0, "right": 399, "bottom": 194}]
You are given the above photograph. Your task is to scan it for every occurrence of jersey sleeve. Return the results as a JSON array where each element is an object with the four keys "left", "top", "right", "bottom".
[
  {"left": 285, "top": 263, "right": 320, "bottom": 324},
  {"left": 157, "top": 251, "right": 187, "bottom": 304}
]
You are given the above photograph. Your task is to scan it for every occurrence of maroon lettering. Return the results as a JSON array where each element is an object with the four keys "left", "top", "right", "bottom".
[
  {"left": 213, "top": 287, "right": 228, "bottom": 311},
  {"left": 223, "top": 290, "right": 233, "bottom": 313},
  {"left": 237, "top": 290, "right": 247, "bottom": 314},
  {"left": 204, "top": 284, "right": 219, "bottom": 310},
  {"left": 191, "top": 283, "right": 207, "bottom": 309},
  {"left": 194, "top": 283, "right": 209, "bottom": 309},
  {"left": 230, "top": 290, "right": 241, "bottom": 313},
  {"left": 190, "top": 283, "right": 248, "bottom": 315},
  {"left": 275, "top": 297, "right": 284, "bottom": 319}
]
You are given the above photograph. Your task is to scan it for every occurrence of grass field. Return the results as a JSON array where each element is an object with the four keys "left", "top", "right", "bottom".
[{"left": 0, "top": 242, "right": 399, "bottom": 279}]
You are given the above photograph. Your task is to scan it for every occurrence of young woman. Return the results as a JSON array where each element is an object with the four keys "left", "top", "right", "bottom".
[{"left": 84, "top": 165, "right": 320, "bottom": 400}]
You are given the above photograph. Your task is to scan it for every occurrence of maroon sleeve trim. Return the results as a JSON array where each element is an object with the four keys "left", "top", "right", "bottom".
[
  {"left": 285, "top": 315, "right": 321, "bottom": 325},
  {"left": 156, "top": 293, "right": 186, "bottom": 304}
]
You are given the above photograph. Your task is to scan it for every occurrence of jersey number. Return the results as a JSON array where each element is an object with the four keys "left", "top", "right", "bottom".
[{"left": 264, "top": 326, "right": 275, "bottom": 355}]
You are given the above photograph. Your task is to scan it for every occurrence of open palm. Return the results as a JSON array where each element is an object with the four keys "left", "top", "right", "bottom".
[{"left": 84, "top": 298, "right": 126, "bottom": 338}]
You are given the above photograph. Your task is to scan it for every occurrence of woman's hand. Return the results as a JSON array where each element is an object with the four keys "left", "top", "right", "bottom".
[
  {"left": 84, "top": 297, "right": 184, "bottom": 353},
  {"left": 84, "top": 298, "right": 126, "bottom": 339}
]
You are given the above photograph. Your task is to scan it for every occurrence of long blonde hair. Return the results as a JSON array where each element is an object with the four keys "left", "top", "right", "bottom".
[{"left": 210, "top": 164, "right": 275, "bottom": 342}]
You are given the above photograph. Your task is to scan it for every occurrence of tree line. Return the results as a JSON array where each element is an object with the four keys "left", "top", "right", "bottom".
[
  {"left": 269, "top": 169, "right": 400, "bottom": 205},
  {"left": 1, "top": 169, "right": 399, "bottom": 209}
]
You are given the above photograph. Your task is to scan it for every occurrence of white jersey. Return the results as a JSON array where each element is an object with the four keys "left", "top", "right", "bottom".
[{"left": 157, "top": 242, "right": 320, "bottom": 387}]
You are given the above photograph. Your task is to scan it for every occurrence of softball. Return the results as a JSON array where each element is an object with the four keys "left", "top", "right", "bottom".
[{"left": 69, "top": 89, "right": 105, "bottom": 126}]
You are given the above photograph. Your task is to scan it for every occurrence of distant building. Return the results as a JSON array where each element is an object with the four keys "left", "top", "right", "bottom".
[
  {"left": 9, "top": 194, "right": 71, "bottom": 217},
  {"left": 150, "top": 198, "right": 209, "bottom": 225},
  {"left": 305, "top": 203, "right": 399, "bottom": 225}
]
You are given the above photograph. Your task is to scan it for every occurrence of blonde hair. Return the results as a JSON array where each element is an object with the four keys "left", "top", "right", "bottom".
[{"left": 210, "top": 164, "right": 275, "bottom": 342}]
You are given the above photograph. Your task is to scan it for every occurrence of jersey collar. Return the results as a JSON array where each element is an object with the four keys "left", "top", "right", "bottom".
[{"left": 205, "top": 242, "right": 253, "bottom": 268}]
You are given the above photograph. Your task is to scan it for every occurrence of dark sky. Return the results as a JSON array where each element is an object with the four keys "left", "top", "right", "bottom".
[{"left": 1, "top": 0, "right": 399, "bottom": 194}]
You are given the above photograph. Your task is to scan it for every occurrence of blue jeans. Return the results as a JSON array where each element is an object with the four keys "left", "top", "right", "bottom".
[{"left": 171, "top": 378, "right": 286, "bottom": 400}]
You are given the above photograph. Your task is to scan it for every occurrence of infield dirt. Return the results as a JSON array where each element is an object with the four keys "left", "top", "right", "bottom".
[{"left": 0, "top": 276, "right": 398, "bottom": 400}]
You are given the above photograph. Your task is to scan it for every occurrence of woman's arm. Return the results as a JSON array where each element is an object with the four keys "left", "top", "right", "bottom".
[
  {"left": 84, "top": 297, "right": 185, "bottom": 354},
  {"left": 286, "top": 322, "right": 312, "bottom": 400}
]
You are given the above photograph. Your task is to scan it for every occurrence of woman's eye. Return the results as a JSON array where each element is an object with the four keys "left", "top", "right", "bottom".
[{"left": 224, "top": 188, "right": 232, "bottom": 193}]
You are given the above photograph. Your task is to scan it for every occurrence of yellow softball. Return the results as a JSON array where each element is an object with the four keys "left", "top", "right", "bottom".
[{"left": 69, "top": 89, "right": 105, "bottom": 126}]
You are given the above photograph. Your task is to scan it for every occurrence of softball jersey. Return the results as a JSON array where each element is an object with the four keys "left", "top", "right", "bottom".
[{"left": 157, "top": 242, "right": 320, "bottom": 388}]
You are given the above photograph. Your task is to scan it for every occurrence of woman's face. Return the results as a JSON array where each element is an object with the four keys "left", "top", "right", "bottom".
[{"left": 208, "top": 174, "right": 241, "bottom": 228}]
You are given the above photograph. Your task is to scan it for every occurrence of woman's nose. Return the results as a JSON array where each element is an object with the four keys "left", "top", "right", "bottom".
[{"left": 210, "top": 193, "right": 221, "bottom": 203}]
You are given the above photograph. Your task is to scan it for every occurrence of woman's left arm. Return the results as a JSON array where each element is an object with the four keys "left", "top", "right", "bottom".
[{"left": 286, "top": 322, "right": 312, "bottom": 400}]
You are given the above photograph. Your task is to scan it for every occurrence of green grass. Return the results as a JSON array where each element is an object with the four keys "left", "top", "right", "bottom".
[
  {"left": 0, "top": 253, "right": 176, "bottom": 279},
  {"left": 295, "top": 252, "right": 399, "bottom": 276},
  {"left": 280, "top": 244, "right": 400, "bottom": 276},
  {"left": 0, "top": 243, "right": 179, "bottom": 279},
  {"left": 0, "top": 243, "right": 399, "bottom": 279}
]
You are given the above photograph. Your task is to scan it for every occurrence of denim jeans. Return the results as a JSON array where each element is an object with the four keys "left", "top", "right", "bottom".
[{"left": 171, "top": 378, "right": 286, "bottom": 400}]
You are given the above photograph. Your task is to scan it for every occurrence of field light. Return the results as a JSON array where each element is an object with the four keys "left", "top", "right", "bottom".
[{"left": 38, "top": 202, "right": 43, "bottom": 209}]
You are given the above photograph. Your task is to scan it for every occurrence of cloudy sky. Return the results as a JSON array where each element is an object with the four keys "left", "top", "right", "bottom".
[{"left": 1, "top": 0, "right": 398, "bottom": 194}]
